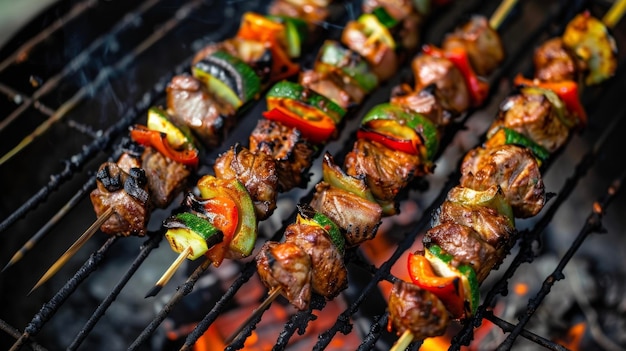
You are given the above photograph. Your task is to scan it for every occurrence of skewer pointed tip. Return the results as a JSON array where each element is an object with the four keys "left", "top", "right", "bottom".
[
  {"left": 145, "top": 246, "right": 192, "bottom": 298},
  {"left": 224, "top": 287, "right": 282, "bottom": 345}
]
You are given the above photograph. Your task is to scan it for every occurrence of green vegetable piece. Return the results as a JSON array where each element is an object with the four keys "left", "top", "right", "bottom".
[
  {"left": 266, "top": 81, "right": 346, "bottom": 124},
  {"left": 164, "top": 212, "right": 224, "bottom": 260}
]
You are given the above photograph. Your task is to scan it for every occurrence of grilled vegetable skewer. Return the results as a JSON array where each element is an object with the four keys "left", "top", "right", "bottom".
[
  {"left": 388, "top": 4, "right": 623, "bottom": 349},
  {"left": 150, "top": 0, "right": 436, "bottom": 297},
  {"left": 226, "top": 0, "right": 514, "bottom": 344},
  {"left": 24, "top": 6, "right": 321, "bottom": 292}
]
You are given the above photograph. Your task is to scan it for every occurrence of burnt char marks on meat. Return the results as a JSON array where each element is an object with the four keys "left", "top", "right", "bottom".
[
  {"left": 424, "top": 222, "right": 498, "bottom": 283},
  {"left": 166, "top": 74, "right": 236, "bottom": 148},
  {"left": 90, "top": 162, "right": 150, "bottom": 236},
  {"left": 442, "top": 15, "right": 505, "bottom": 77},
  {"left": 460, "top": 144, "right": 545, "bottom": 218},
  {"left": 256, "top": 241, "right": 312, "bottom": 311},
  {"left": 249, "top": 119, "right": 315, "bottom": 191},
  {"left": 344, "top": 138, "right": 422, "bottom": 213},
  {"left": 214, "top": 144, "right": 279, "bottom": 220},
  {"left": 491, "top": 90, "right": 570, "bottom": 152},
  {"left": 141, "top": 147, "right": 191, "bottom": 209},
  {"left": 284, "top": 223, "right": 348, "bottom": 299},
  {"left": 387, "top": 280, "right": 449, "bottom": 340},
  {"left": 310, "top": 182, "right": 382, "bottom": 247},
  {"left": 391, "top": 84, "right": 452, "bottom": 128}
]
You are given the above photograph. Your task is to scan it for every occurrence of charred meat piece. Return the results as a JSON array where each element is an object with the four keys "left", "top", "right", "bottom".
[
  {"left": 214, "top": 144, "right": 279, "bottom": 220},
  {"left": 433, "top": 200, "right": 515, "bottom": 251},
  {"left": 90, "top": 162, "right": 150, "bottom": 236},
  {"left": 166, "top": 74, "right": 236, "bottom": 148},
  {"left": 344, "top": 138, "right": 422, "bottom": 211},
  {"left": 387, "top": 280, "right": 449, "bottom": 340},
  {"left": 256, "top": 241, "right": 312, "bottom": 311},
  {"left": 309, "top": 182, "right": 382, "bottom": 247},
  {"left": 249, "top": 119, "right": 315, "bottom": 191},
  {"left": 391, "top": 84, "right": 452, "bottom": 127},
  {"left": 284, "top": 222, "right": 348, "bottom": 299},
  {"left": 442, "top": 15, "right": 505, "bottom": 76},
  {"left": 460, "top": 144, "right": 545, "bottom": 218},
  {"left": 412, "top": 54, "right": 470, "bottom": 114},
  {"left": 489, "top": 89, "right": 570, "bottom": 152},
  {"left": 300, "top": 69, "right": 366, "bottom": 109},
  {"left": 424, "top": 222, "right": 499, "bottom": 283},
  {"left": 533, "top": 37, "right": 581, "bottom": 82},
  {"left": 141, "top": 146, "right": 191, "bottom": 209}
]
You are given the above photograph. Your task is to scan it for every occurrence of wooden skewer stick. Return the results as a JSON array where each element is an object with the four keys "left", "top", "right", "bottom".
[
  {"left": 144, "top": 246, "right": 193, "bottom": 298},
  {"left": 489, "top": 0, "right": 519, "bottom": 30},
  {"left": 28, "top": 207, "right": 114, "bottom": 295},
  {"left": 224, "top": 287, "right": 283, "bottom": 345},
  {"left": 603, "top": 0, "right": 626, "bottom": 29},
  {"left": 390, "top": 330, "right": 415, "bottom": 351}
]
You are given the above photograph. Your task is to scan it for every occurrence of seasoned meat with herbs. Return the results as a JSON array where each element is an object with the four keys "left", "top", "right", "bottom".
[
  {"left": 310, "top": 182, "right": 382, "bottom": 247},
  {"left": 249, "top": 119, "right": 315, "bottom": 191},
  {"left": 387, "top": 280, "right": 449, "bottom": 340},
  {"left": 284, "top": 223, "right": 348, "bottom": 299},
  {"left": 424, "top": 222, "right": 499, "bottom": 282},
  {"left": 442, "top": 15, "right": 505, "bottom": 76},
  {"left": 344, "top": 138, "right": 423, "bottom": 212},
  {"left": 433, "top": 199, "right": 514, "bottom": 251},
  {"left": 90, "top": 162, "right": 150, "bottom": 236},
  {"left": 214, "top": 144, "right": 279, "bottom": 220},
  {"left": 533, "top": 37, "right": 581, "bottom": 82},
  {"left": 256, "top": 241, "right": 312, "bottom": 311},
  {"left": 412, "top": 54, "right": 470, "bottom": 114},
  {"left": 489, "top": 89, "right": 570, "bottom": 152},
  {"left": 460, "top": 144, "right": 545, "bottom": 218},
  {"left": 166, "top": 74, "right": 236, "bottom": 148}
]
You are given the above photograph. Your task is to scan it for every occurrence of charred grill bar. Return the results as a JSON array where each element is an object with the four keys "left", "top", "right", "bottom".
[{"left": 1, "top": 0, "right": 625, "bottom": 350}]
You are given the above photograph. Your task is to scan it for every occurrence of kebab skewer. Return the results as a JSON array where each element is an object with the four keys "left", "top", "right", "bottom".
[
  {"left": 225, "top": 1, "right": 518, "bottom": 344},
  {"left": 146, "top": 0, "right": 435, "bottom": 297},
  {"left": 24, "top": 3, "right": 331, "bottom": 293},
  {"left": 387, "top": 5, "right": 622, "bottom": 349}
]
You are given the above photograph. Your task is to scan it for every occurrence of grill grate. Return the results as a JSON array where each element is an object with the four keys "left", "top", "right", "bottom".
[{"left": 1, "top": 0, "right": 625, "bottom": 350}]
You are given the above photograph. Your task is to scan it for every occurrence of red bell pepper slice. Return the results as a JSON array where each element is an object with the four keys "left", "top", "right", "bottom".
[
  {"left": 263, "top": 107, "right": 336, "bottom": 144},
  {"left": 129, "top": 125, "right": 199, "bottom": 168},
  {"left": 513, "top": 74, "right": 587, "bottom": 127},
  {"left": 422, "top": 44, "right": 489, "bottom": 107},
  {"left": 357, "top": 128, "right": 419, "bottom": 155},
  {"left": 200, "top": 196, "right": 239, "bottom": 266},
  {"left": 236, "top": 12, "right": 300, "bottom": 82},
  {"left": 408, "top": 252, "right": 466, "bottom": 318}
]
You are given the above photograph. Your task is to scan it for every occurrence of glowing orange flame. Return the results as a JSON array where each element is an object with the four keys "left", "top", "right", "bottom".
[{"left": 556, "top": 322, "right": 586, "bottom": 351}]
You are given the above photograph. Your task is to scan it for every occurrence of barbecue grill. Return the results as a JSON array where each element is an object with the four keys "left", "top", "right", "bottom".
[{"left": 1, "top": 0, "right": 626, "bottom": 350}]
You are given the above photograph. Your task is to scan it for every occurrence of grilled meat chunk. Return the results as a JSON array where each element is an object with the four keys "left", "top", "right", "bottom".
[
  {"left": 460, "top": 144, "right": 545, "bottom": 218},
  {"left": 341, "top": 20, "right": 398, "bottom": 81},
  {"left": 412, "top": 54, "right": 470, "bottom": 114},
  {"left": 214, "top": 144, "right": 278, "bottom": 220},
  {"left": 256, "top": 241, "right": 312, "bottom": 311},
  {"left": 141, "top": 147, "right": 190, "bottom": 208},
  {"left": 387, "top": 280, "right": 449, "bottom": 340},
  {"left": 424, "top": 222, "right": 498, "bottom": 283},
  {"left": 391, "top": 84, "right": 452, "bottom": 127},
  {"left": 442, "top": 15, "right": 505, "bottom": 76},
  {"left": 268, "top": 0, "right": 329, "bottom": 32},
  {"left": 490, "top": 88, "right": 570, "bottom": 152},
  {"left": 284, "top": 222, "right": 348, "bottom": 299},
  {"left": 90, "top": 162, "right": 150, "bottom": 236},
  {"left": 300, "top": 69, "right": 366, "bottom": 109},
  {"left": 433, "top": 200, "right": 514, "bottom": 251},
  {"left": 533, "top": 37, "right": 581, "bottom": 82},
  {"left": 309, "top": 182, "right": 382, "bottom": 247},
  {"left": 344, "top": 138, "right": 422, "bottom": 212},
  {"left": 166, "top": 74, "right": 236, "bottom": 148},
  {"left": 362, "top": 0, "right": 423, "bottom": 52},
  {"left": 249, "top": 119, "right": 315, "bottom": 191}
]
